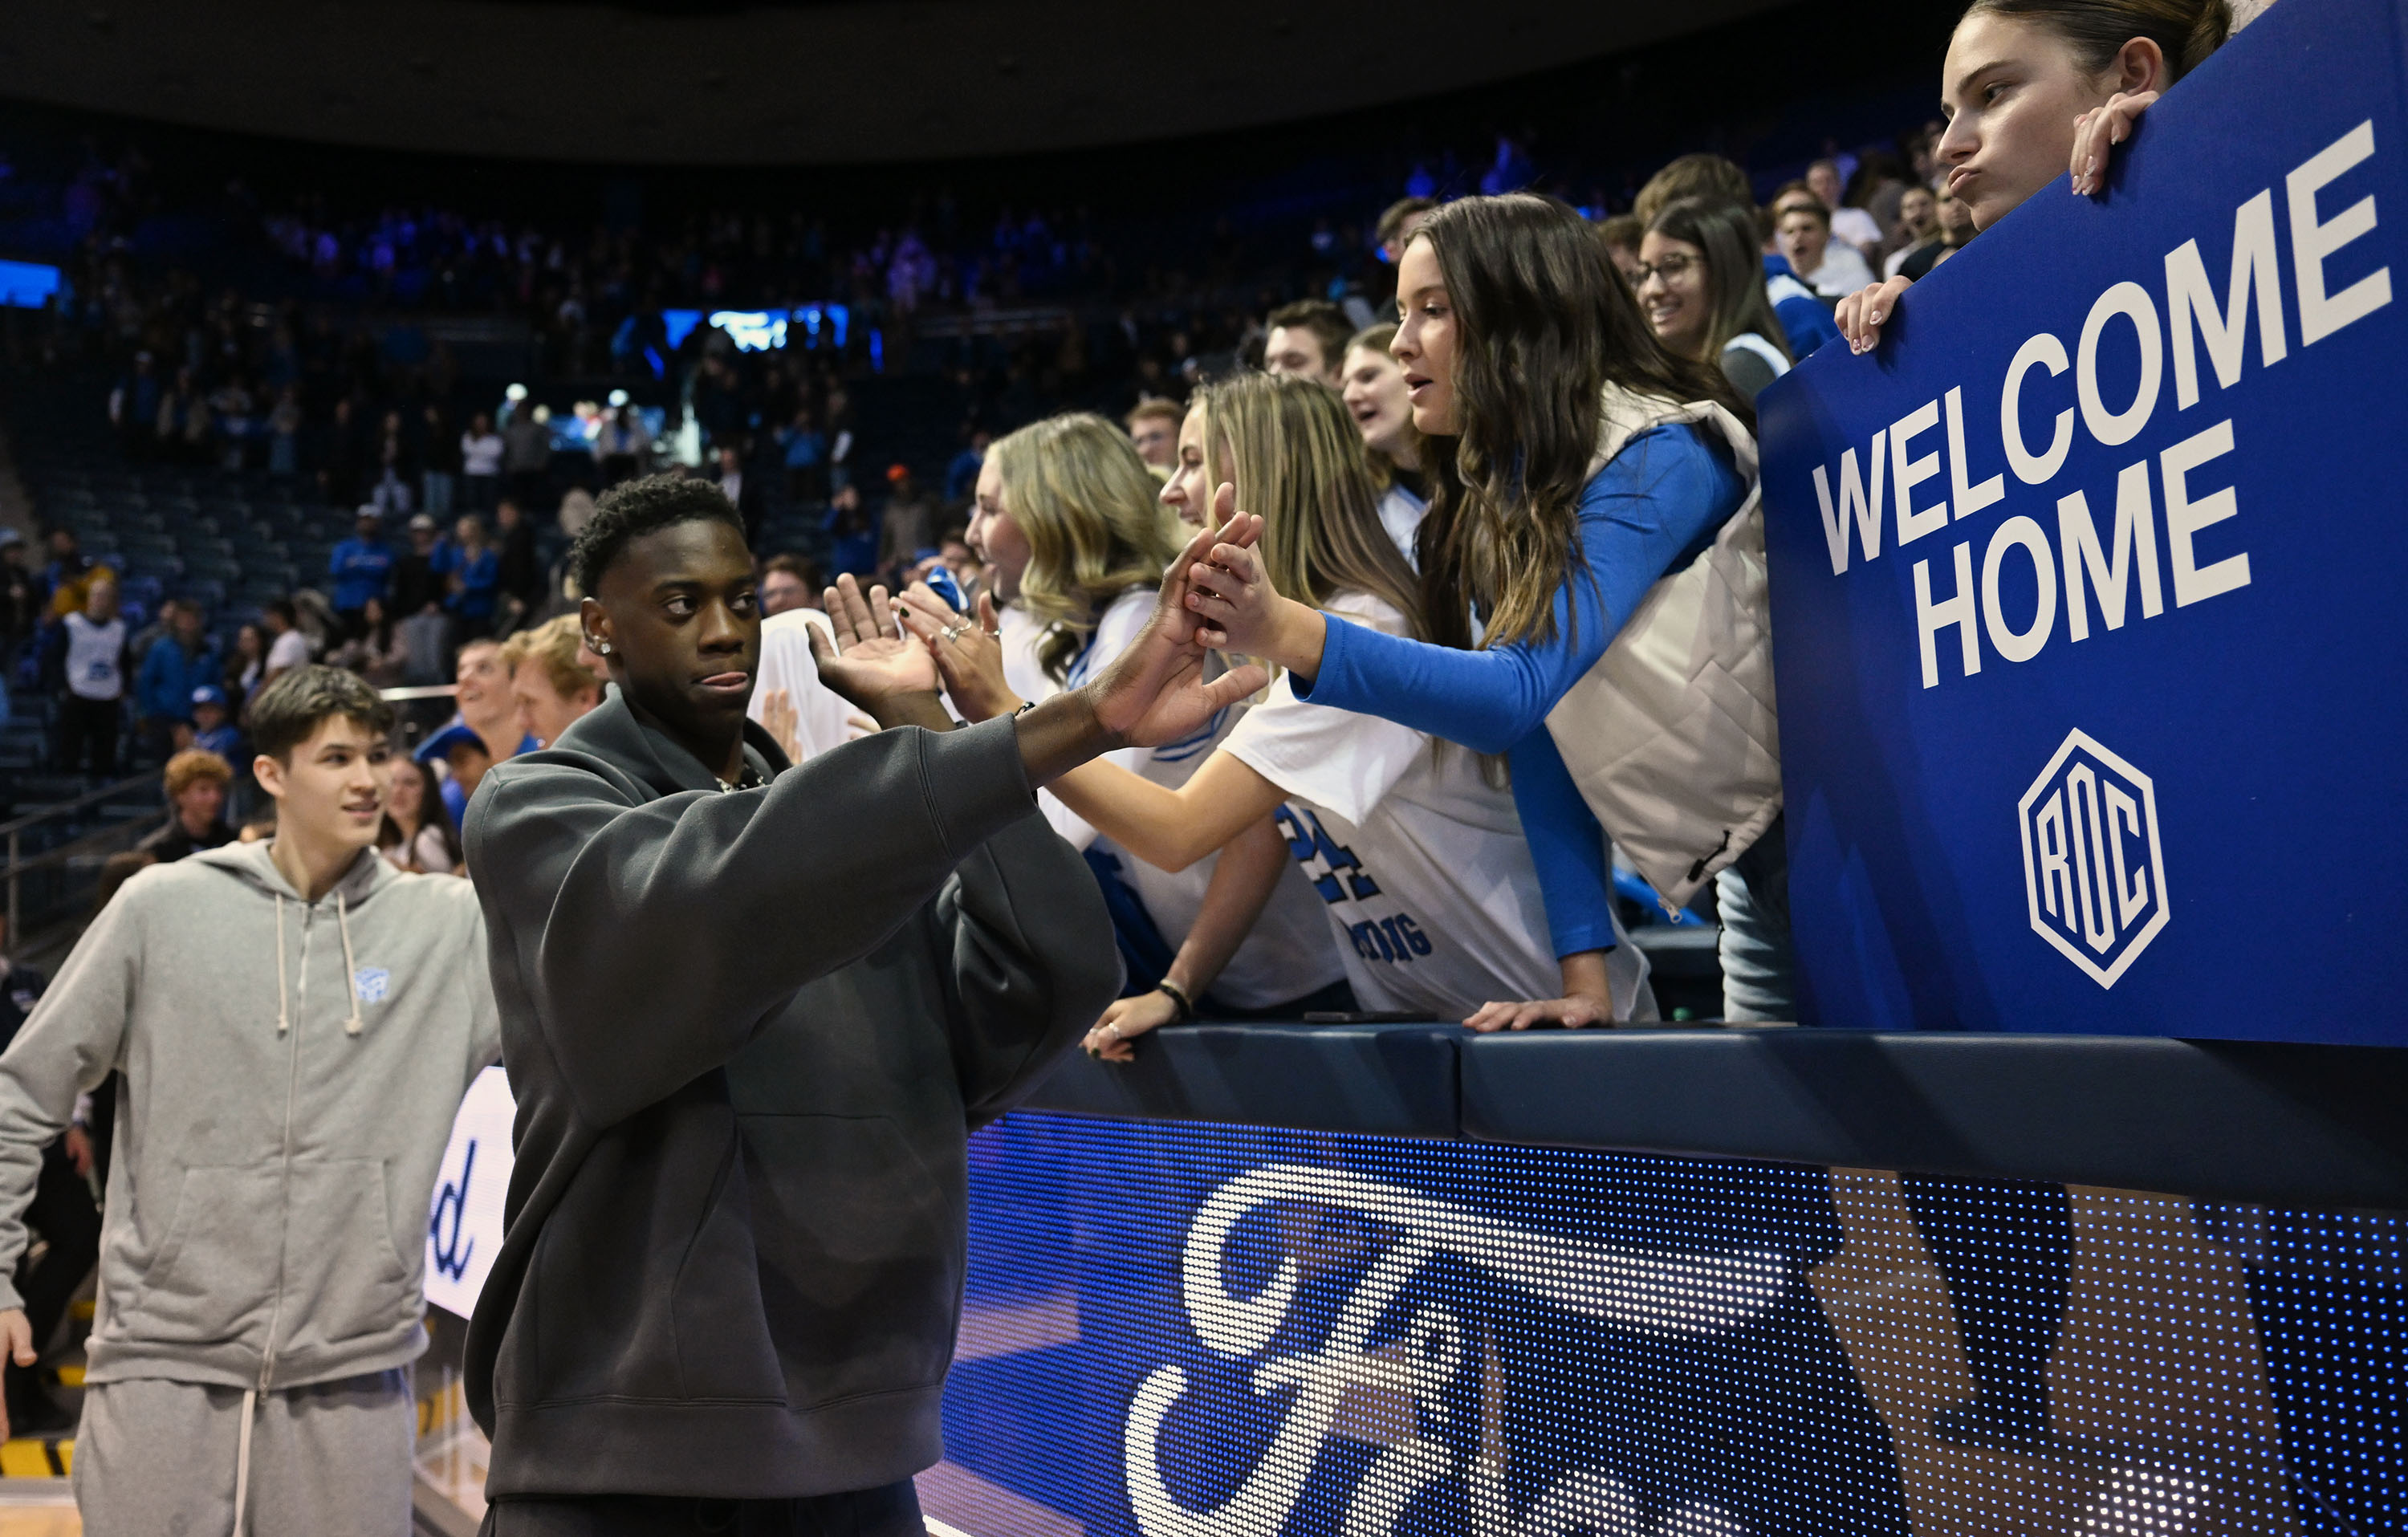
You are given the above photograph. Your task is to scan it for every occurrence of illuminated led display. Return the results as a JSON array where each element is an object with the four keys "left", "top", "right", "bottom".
[
  {"left": 929, "top": 1113, "right": 2406, "bottom": 1536},
  {"left": 0, "top": 260, "right": 60, "bottom": 309}
]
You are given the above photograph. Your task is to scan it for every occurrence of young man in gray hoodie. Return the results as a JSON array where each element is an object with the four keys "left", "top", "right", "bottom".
[
  {"left": 464, "top": 475, "right": 1263, "bottom": 1534},
  {"left": 0, "top": 665, "right": 500, "bottom": 1535}
]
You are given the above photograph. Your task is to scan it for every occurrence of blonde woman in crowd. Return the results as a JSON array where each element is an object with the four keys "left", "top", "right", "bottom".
[
  {"left": 958, "top": 413, "right": 1347, "bottom": 1036},
  {"left": 902, "top": 373, "right": 1649, "bottom": 1055}
]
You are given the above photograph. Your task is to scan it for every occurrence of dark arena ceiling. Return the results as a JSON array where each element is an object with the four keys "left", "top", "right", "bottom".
[{"left": 0, "top": 0, "right": 1792, "bottom": 165}]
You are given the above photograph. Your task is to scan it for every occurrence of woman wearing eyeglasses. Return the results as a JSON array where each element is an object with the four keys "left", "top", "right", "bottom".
[{"left": 1634, "top": 196, "right": 1796, "bottom": 402}]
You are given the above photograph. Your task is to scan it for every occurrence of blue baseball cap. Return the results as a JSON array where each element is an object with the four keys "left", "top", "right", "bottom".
[
  {"left": 190, "top": 684, "right": 229, "bottom": 709},
  {"left": 415, "top": 720, "right": 491, "bottom": 762}
]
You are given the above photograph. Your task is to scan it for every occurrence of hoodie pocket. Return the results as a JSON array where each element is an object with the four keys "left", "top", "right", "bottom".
[
  {"left": 734, "top": 1114, "right": 961, "bottom": 1411},
  {"left": 278, "top": 1160, "right": 414, "bottom": 1355},
  {"left": 117, "top": 1164, "right": 282, "bottom": 1348}
]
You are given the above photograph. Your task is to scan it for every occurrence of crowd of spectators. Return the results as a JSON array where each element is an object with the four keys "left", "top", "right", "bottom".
[
  {"left": 0, "top": 73, "right": 1999, "bottom": 921},
  {"left": 0, "top": 100, "right": 1970, "bottom": 819}
]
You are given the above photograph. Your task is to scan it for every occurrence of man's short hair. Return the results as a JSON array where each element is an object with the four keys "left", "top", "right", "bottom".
[
  {"left": 248, "top": 665, "right": 396, "bottom": 762},
  {"left": 163, "top": 748, "right": 233, "bottom": 799},
  {"left": 1125, "top": 397, "right": 1184, "bottom": 431},
  {"left": 1377, "top": 197, "right": 1438, "bottom": 250},
  {"left": 762, "top": 552, "right": 819, "bottom": 584},
  {"left": 1772, "top": 180, "right": 1828, "bottom": 223},
  {"left": 265, "top": 599, "right": 297, "bottom": 627},
  {"left": 1634, "top": 154, "right": 1755, "bottom": 226},
  {"left": 1264, "top": 300, "right": 1352, "bottom": 372},
  {"left": 500, "top": 614, "right": 601, "bottom": 705},
  {"left": 567, "top": 473, "right": 746, "bottom": 596},
  {"left": 1596, "top": 213, "right": 1645, "bottom": 255}
]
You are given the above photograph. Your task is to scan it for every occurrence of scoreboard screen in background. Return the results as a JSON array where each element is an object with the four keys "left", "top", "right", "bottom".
[
  {"left": 0, "top": 260, "right": 61, "bottom": 309},
  {"left": 928, "top": 1112, "right": 2404, "bottom": 1537}
]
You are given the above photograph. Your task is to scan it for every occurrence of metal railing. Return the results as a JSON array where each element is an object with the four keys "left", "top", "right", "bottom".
[{"left": 0, "top": 770, "right": 168, "bottom": 951}]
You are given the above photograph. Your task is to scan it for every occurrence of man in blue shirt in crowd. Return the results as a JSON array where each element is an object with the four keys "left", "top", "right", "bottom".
[
  {"left": 327, "top": 507, "right": 393, "bottom": 640},
  {"left": 132, "top": 600, "right": 219, "bottom": 762}
]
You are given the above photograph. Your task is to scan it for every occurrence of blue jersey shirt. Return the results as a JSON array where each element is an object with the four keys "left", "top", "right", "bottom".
[{"left": 329, "top": 537, "right": 395, "bottom": 613}]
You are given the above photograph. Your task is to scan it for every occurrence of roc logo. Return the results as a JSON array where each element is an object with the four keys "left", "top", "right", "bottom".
[
  {"left": 2017, "top": 730, "right": 2169, "bottom": 988},
  {"left": 353, "top": 967, "right": 391, "bottom": 1005}
]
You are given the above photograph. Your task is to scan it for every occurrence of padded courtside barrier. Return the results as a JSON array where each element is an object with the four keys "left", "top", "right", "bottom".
[
  {"left": 1027, "top": 1022, "right": 2408, "bottom": 1207},
  {"left": 1022, "top": 1020, "right": 1462, "bottom": 1139}
]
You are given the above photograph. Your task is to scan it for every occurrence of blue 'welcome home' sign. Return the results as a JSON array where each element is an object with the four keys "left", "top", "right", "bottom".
[{"left": 1756, "top": 0, "right": 2406, "bottom": 1043}]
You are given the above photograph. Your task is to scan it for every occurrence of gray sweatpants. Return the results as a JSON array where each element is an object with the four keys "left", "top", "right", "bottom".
[{"left": 74, "top": 1369, "right": 416, "bottom": 1537}]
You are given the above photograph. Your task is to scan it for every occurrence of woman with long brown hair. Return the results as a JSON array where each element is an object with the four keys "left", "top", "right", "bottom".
[{"left": 1183, "top": 193, "right": 1788, "bottom": 1022}]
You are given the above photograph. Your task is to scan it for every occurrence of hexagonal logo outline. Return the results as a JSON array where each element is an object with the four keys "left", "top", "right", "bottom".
[{"left": 2015, "top": 729, "right": 2170, "bottom": 989}]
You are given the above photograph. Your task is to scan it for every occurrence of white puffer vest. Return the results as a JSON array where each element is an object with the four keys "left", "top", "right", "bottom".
[{"left": 1543, "top": 384, "right": 1782, "bottom": 911}]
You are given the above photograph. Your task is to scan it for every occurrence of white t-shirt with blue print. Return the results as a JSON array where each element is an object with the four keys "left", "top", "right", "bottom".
[{"left": 1034, "top": 586, "right": 1343, "bottom": 1011}]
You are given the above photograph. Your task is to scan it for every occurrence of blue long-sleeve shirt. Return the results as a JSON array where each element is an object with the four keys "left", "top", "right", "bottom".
[{"left": 1296, "top": 423, "right": 1748, "bottom": 957}]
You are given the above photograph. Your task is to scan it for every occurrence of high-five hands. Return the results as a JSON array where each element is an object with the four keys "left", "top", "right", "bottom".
[
  {"left": 807, "top": 574, "right": 943, "bottom": 722},
  {"left": 888, "top": 520, "right": 1267, "bottom": 753},
  {"left": 1179, "top": 498, "right": 1330, "bottom": 679},
  {"left": 892, "top": 588, "right": 1022, "bottom": 723},
  {"left": 1087, "top": 518, "right": 1266, "bottom": 749}
]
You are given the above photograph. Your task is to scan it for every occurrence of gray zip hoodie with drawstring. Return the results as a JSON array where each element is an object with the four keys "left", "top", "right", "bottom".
[{"left": 0, "top": 841, "right": 498, "bottom": 1393}]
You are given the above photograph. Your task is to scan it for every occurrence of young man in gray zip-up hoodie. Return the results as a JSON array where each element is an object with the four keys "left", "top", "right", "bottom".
[
  {"left": 0, "top": 667, "right": 500, "bottom": 1535},
  {"left": 464, "top": 477, "right": 1263, "bottom": 1534}
]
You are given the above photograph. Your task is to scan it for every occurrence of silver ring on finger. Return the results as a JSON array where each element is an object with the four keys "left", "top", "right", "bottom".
[{"left": 1104, "top": 1023, "right": 1121, "bottom": 1041}]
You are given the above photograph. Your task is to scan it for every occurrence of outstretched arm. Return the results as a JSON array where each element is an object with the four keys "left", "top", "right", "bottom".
[
  {"left": 836, "top": 519, "right": 1269, "bottom": 783},
  {"left": 1087, "top": 815, "right": 1296, "bottom": 1063},
  {"left": 1186, "top": 428, "right": 1743, "bottom": 754},
  {"left": 1043, "top": 750, "right": 1286, "bottom": 873},
  {"left": 468, "top": 718, "right": 1045, "bottom": 1130}
]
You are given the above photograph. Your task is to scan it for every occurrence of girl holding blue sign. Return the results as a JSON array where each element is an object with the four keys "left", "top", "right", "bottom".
[
  {"left": 1178, "top": 194, "right": 1791, "bottom": 1023},
  {"left": 1837, "top": 0, "right": 2231, "bottom": 352}
]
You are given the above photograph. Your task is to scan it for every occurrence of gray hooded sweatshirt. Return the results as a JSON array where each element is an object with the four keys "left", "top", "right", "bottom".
[{"left": 0, "top": 841, "right": 498, "bottom": 1393}]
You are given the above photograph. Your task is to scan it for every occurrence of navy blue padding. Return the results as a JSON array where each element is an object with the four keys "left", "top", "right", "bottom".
[
  {"left": 1023, "top": 1021, "right": 1462, "bottom": 1140},
  {"left": 1458, "top": 1031, "right": 2408, "bottom": 1209}
]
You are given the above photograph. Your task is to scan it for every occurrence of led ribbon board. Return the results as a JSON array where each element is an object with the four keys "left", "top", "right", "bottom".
[
  {"left": 932, "top": 1113, "right": 2404, "bottom": 1536},
  {"left": 1755, "top": 0, "right": 2408, "bottom": 1041}
]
